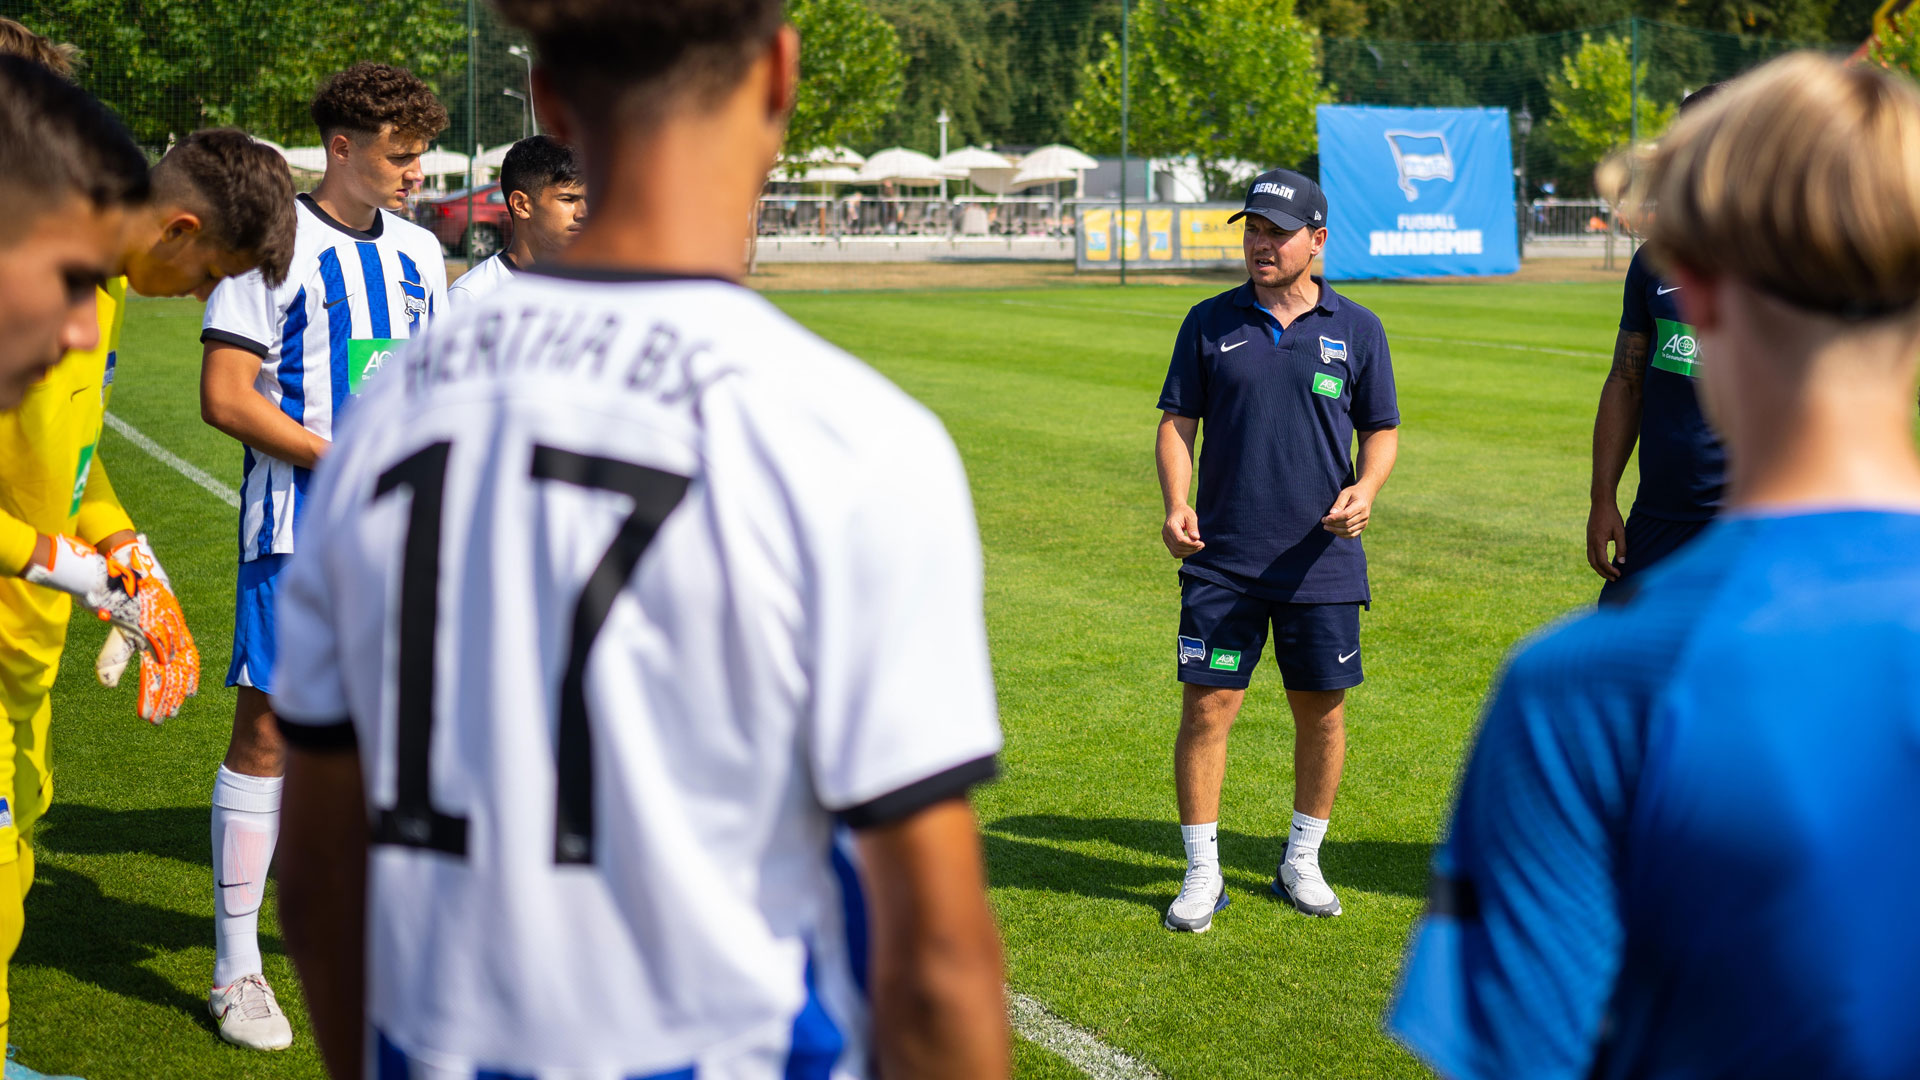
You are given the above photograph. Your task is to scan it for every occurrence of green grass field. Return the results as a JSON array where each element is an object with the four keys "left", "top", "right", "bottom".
[{"left": 15, "top": 276, "right": 1620, "bottom": 1079}]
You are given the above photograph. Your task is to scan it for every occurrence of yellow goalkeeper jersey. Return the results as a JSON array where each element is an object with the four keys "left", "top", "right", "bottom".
[{"left": 0, "top": 278, "right": 136, "bottom": 710}]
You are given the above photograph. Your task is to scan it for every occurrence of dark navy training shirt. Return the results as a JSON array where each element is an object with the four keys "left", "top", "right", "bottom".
[
  {"left": 1389, "top": 511, "right": 1920, "bottom": 1080},
  {"left": 1621, "top": 248, "right": 1724, "bottom": 521},
  {"left": 1158, "top": 278, "right": 1399, "bottom": 604}
]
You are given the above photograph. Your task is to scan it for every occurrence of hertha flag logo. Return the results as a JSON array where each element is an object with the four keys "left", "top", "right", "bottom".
[{"left": 1384, "top": 131, "right": 1454, "bottom": 201}]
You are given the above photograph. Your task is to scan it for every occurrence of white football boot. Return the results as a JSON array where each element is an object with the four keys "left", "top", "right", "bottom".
[
  {"left": 209, "top": 973, "right": 293, "bottom": 1050},
  {"left": 1273, "top": 848, "right": 1342, "bottom": 917},
  {"left": 1163, "top": 865, "right": 1230, "bottom": 933}
]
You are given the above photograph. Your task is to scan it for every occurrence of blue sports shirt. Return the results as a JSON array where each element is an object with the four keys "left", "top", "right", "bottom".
[
  {"left": 1388, "top": 510, "right": 1920, "bottom": 1080},
  {"left": 1158, "top": 278, "right": 1399, "bottom": 604},
  {"left": 1621, "top": 248, "right": 1724, "bottom": 521}
]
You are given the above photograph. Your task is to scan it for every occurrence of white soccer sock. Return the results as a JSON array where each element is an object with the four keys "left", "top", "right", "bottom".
[
  {"left": 1285, "top": 810, "right": 1329, "bottom": 864},
  {"left": 1180, "top": 822, "right": 1219, "bottom": 880},
  {"left": 212, "top": 764, "right": 283, "bottom": 988}
]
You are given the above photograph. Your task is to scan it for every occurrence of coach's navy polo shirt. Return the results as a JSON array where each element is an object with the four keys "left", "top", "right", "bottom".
[
  {"left": 1158, "top": 277, "right": 1399, "bottom": 604},
  {"left": 1621, "top": 248, "right": 1724, "bottom": 521}
]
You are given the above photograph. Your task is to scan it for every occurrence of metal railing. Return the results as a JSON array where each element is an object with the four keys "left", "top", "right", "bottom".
[{"left": 753, "top": 195, "right": 1080, "bottom": 239}]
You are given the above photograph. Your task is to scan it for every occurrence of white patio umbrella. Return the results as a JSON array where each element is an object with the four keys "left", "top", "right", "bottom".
[
  {"left": 417, "top": 150, "right": 471, "bottom": 177},
  {"left": 281, "top": 146, "right": 329, "bottom": 173},
  {"left": 856, "top": 147, "right": 958, "bottom": 186},
  {"left": 1008, "top": 143, "right": 1100, "bottom": 192},
  {"left": 935, "top": 146, "right": 1012, "bottom": 172},
  {"left": 800, "top": 164, "right": 863, "bottom": 184},
  {"left": 475, "top": 143, "right": 515, "bottom": 173}
]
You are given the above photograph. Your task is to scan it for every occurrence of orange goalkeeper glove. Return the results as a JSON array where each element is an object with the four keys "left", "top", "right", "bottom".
[{"left": 88, "top": 535, "right": 199, "bottom": 723}]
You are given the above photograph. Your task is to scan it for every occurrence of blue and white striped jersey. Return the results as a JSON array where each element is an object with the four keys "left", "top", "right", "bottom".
[{"left": 202, "top": 193, "right": 448, "bottom": 561}]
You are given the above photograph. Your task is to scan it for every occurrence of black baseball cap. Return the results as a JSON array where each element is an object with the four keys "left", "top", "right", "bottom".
[{"left": 1228, "top": 168, "right": 1327, "bottom": 232}]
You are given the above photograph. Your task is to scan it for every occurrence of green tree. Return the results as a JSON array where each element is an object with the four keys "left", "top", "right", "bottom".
[
  {"left": 1069, "top": 0, "right": 1325, "bottom": 197},
  {"left": 785, "top": 0, "right": 906, "bottom": 160},
  {"left": 8, "top": 0, "right": 465, "bottom": 148},
  {"left": 1868, "top": 1, "right": 1920, "bottom": 79},
  {"left": 868, "top": 0, "right": 1015, "bottom": 151},
  {"left": 1541, "top": 32, "right": 1675, "bottom": 186}
]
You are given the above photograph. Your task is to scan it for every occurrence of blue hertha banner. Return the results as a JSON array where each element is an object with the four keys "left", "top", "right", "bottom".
[{"left": 1317, "top": 105, "right": 1519, "bottom": 279}]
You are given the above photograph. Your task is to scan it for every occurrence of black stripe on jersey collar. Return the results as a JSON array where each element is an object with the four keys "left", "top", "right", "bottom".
[
  {"left": 523, "top": 264, "right": 738, "bottom": 285},
  {"left": 298, "top": 193, "right": 386, "bottom": 242}
]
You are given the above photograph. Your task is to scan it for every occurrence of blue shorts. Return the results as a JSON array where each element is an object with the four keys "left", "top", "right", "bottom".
[
  {"left": 1176, "top": 576, "right": 1363, "bottom": 692},
  {"left": 1598, "top": 512, "right": 1711, "bottom": 607},
  {"left": 226, "top": 554, "right": 288, "bottom": 694}
]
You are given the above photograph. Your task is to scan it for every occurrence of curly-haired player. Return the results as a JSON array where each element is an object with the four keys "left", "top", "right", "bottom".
[{"left": 196, "top": 60, "right": 447, "bottom": 1052}]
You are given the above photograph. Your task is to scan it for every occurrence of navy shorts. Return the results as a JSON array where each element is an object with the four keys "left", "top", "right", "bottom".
[
  {"left": 1176, "top": 576, "right": 1363, "bottom": 692},
  {"left": 226, "top": 554, "right": 289, "bottom": 694},
  {"left": 1598, "top": 512, "right": 1710, "bottom": 607}
]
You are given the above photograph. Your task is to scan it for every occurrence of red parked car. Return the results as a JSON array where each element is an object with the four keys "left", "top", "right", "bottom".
[{"left": 418, "top": 183, "right": 511, "bottom": 257}]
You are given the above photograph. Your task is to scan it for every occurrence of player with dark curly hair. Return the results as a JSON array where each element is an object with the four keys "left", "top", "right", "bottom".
[{"left": 195, "top": 60, "right": 448, "bottom": 1053}]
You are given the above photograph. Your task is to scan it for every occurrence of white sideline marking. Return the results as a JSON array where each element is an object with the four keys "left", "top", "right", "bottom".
[
  {"left": 102, "top": 412, "right": 240, "bottom": 509},
  {"left": 995, "top": 299, "right": 1609, "bottom": 359},
  {"left": 1010, "top": 990, "right": 1164, "bottom": 1080}
]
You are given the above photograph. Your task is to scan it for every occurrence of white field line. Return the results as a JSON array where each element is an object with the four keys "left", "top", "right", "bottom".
[
  {"left": 1010, "top": 991, "right": 1164, "bottom": 1080},
  {"left": 105, "top": 405, "right": 1162, "bottom": 1079},
  {"left": 102, "top": 412, "right": 240, "bottom": 508},
  {"left": 995, "top": 298, "right": 1610, "bottom": 360}
]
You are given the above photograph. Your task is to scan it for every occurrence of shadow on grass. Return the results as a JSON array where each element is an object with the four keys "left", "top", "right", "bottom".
[
  {"left": 14, "top": 862, "right": 270, "bottom": 1029},
  {"left": 985, "top": 814, "right": 1433, "bottom": 914},
  {"left": 32, "top": 803, "right": 211, "bottom": 868}
]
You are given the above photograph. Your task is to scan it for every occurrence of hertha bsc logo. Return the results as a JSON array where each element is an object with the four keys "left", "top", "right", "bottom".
[
  {"left": 1178, "top": 636, "right": 1207, "bottom": 665},
  {"left": 1384, "top": 131, "right": 1455, "bottom": 202}
]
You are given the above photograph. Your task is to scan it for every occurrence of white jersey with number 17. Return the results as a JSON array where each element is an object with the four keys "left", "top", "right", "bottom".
[{"left": 273, "top": 268, "right": 1002, "bottom": 1080}]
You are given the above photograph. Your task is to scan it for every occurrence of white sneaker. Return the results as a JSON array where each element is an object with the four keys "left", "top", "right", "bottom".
[
  {"left": 1273, "top": 850, "right": 1342, "bottom": 917},
  {"left": 209, "top": 973, "right": 294, "bottom": 1050},
  {"left": 1163, "top": 865, "right": 1229, "bottom": 933}
]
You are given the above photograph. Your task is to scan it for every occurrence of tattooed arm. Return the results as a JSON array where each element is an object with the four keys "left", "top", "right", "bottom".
[{"left": 1588, "top": 329, "right": 1650, "bottom": 580}]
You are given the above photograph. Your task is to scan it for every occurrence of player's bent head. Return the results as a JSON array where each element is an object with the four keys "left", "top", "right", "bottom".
[
  {"left": 0, "top": 56, "right": 144, "bottom": 408},
  {"left": 0, "top": 17, "right": 80, "bottom": 78},
  {"left": 137, "top": 129, "right": 298, "bottom": 297},
  {"left": 311, "top": 62, "right": 449, "bottom": 208},
  {"left": 490, "top": 0, "right": 788, "bottom": 136},
  {"left": 1643, "top": 54, "right": 1920, "bottom": 343},
  {"left": 0, "top": 54, "right": 148, "bottom": 238}
]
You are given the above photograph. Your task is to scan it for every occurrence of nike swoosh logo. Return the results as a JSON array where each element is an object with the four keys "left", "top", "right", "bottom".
[
  {"left": 1656, "top": 285, "right": 1681, "bottom": 295},
  {"left": 1338, "top": 649, "right": 1359, "bottom": 663},
  {"left": 1221, "top": 340, "right": 1248, "bottom": 352},
  {"left": 324, "top": 295, "right": 351, "bottom": 309}
]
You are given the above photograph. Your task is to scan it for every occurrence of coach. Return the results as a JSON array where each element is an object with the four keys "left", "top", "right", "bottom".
[{"left": 1155, "top": 169, "right": 1399, "bottom": 932}]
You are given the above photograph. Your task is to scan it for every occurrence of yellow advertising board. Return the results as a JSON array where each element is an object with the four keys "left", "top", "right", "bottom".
[
  {"left": 1183, "top": 208, "right": 1241, "bottom": 262},
  {"left": 1146, "top": 209, "right": 1174, "bottom": 261},
  {"left": 1082, "top": 208, "right": 1113, "bottom": 261}
]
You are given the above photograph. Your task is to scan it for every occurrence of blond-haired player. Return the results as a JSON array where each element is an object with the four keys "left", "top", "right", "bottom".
[{"left": 1390, "top": 53, "right": 1920, "bottom": 1079}]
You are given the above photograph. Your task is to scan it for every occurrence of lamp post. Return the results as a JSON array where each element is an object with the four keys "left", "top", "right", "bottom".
[
  {"left": 1515, "top": 103, "right": 1533, "bottom": 262},
  {"left": 936, "top": 109, "right": 950, "bottom": 202},
  {"left": 508, "top": 44, "right": 537, "bottom": 136},
  {"left": 504, "top": 88, "right": 530, "bottom": 141}
]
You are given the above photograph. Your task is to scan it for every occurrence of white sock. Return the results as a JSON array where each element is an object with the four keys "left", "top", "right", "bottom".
[
  {"left": 212, "top": 764, "right": 282, "bottom": 988},
  {"left": 1180, "top": 822, "right": 1219, "bottom": 880},
  {"left": 1285, "top": 810, "right": 1329, "bottom": 865}
]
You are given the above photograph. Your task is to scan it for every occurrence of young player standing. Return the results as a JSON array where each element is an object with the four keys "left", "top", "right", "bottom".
[
  {"left": 1391, "top": 55, "right": 1920, "bottom": 1078},
  {"left": 447, "top": 134, "right": 585, "bottom": 307},
  {"left": 198, "top": 62, "right": 447, "bottom": 1051},
  {"left": 272, "top": 3, "right": 1009, "bottom": 1078},
  {"left": 0, "top": 48, "right": 214, "bottom": 1080},
  {"left": 1157, "top": 170, "right": 1399, "bottom": 931},
  {"left": 1587, "top": 86, "right": 1724, "bottom": 602}
]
